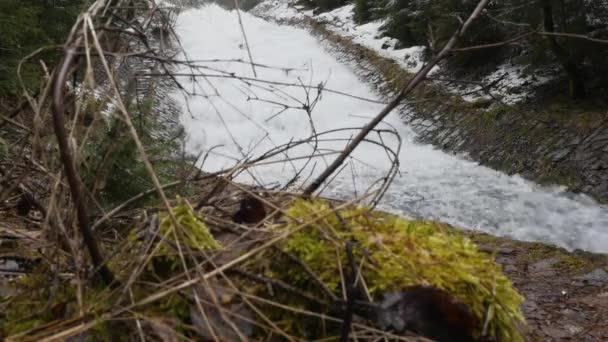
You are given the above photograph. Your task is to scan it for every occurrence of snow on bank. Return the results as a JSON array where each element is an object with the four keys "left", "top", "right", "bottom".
[
  {"left": 253, "top": 0, "right": 555, "bottom": 104},
  {"left": 172, "top": 4, "right": 608, "bottom": 253},
  {"left": 252, "top": 2, "right": 427, "bottom": 74}
]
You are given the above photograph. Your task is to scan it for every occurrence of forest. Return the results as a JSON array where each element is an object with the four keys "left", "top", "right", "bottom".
[{"left": 303, "top": 0, "right": 608, "bottom": 100}]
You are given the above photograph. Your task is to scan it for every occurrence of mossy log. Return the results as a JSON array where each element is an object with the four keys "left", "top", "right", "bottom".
[{"left": 247, "top": 199, "right": 525, "bottom": 341}]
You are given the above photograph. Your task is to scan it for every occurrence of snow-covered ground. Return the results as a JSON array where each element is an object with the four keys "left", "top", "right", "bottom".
[
  {"left": 171, "top": 4, "right": 608, "bottom": 253},
  {"left": 253, "top": 0, "right": 556, "bottom": 104}
]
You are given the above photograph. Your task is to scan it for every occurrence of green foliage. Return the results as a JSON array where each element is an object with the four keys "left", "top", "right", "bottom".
[
  {"left": 376, "top": 0, "right": 608, "bottom": 96},
  {"left": 158, "top": 198, "right": 221, "bottom": 253},
  {"left": 1, "top": 272, "right": 115, "bottom": 337},
  {"left": 316, "top": 0, "right": 346, "bottom": 11},
  {"left": 268, "top": 199, "right": 525, "bottom": 341},
  {"left": 0, "top": 0, "right": 85, "bottom": 96},
  {"left": 297, "top": 0, "right": 347, "bottom": 12},
  {"left": 353, "top": 0, "right": 372, "bottom": 23},
  {"left": 381, "top": 0, "right": 507, "bottom": 69},
  {"left": 80, "top": 98, "right": 185, "bottom": 209}
]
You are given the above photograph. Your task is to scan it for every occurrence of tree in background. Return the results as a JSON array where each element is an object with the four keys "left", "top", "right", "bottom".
[
  {"left": 381, "top": 0, "right": 507, "bottom": 71},
  {"left": 0, "top": 0, "right": 84, "bottom": 96},
  {"left": 354, "top": 0, "right": 372, "bottom": 23},
  {"left": 377, "top": 0, "right": 608, "bottom": 99}
]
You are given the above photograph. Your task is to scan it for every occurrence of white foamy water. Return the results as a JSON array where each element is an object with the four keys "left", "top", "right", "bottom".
[{"left": 172, "top": 5, "right": 608, "bottom": 253}]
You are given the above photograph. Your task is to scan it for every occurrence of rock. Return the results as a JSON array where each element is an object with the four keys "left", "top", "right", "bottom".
[
  {"left": 381, "top": 41, "right": 391, "bottom": 50},
  {"left": 542, "top": 325, "right": 570, "bottom": 339},
  {"left": 529, "top": 256, "right": 560, "bottom": 274},
  {"left": 550, "top": 147, "right": 571, "bottom": 162},
  {"left": 578, "top": 292, "right": 608, "bottom": 308},
  {"left": 564, "top": 324, "right": 584, "bottom": 335},
  {"left": 376, "top": 287, "right": 478, "bottom": 342},
  {"left": 560, "top": 308, "right": 589, "bottom": 324},
  {"left": 521, "top": 300, "right": 539, "bottom": 312},
  {"left": 575, "top": 269, "right": 608, "bottom": 283},
  {"left": 478, "top": 245, "right": 515, "bottom": 254}
]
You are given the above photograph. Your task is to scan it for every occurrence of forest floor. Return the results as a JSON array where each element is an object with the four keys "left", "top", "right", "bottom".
[
  {"left": 1, "top": 187, "right": 607, "bottom": 340},
  {"left": 466, "top": 231, "right": 608, "bottom": 341}
]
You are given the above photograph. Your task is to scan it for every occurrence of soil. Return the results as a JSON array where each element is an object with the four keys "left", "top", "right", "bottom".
[{"left": 467, "top": 231, "right": 608, "bottom": 341}]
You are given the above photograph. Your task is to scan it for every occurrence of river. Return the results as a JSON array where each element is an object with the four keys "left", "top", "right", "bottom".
[{"left": 172, "top": 4, "right": 608, "bottom": 253}]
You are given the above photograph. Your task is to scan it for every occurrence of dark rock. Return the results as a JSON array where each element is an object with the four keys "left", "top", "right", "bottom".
[
  {"left": 577, "top": 292, "right": 608, "bottom": 308},
  {"left": 232, "top": 196, "right": 266, "bottom": 224},
  {"left": 529, "top": 256, "right": 560, "bottom": 274},
  {"left": 563, "top": 323, "right": 584, "bottom": 335},
  {"left": 542, "top": 325, "right": 570, "bottom": 339},
  {"left": 575, "top": 269, "right": 608, "bottom": 283},
  {"left": 376, "top": 286, "right": 478, "bottom": 342},
  {"left": 522, "top": 300, "right": 539, "bottom": 312},
  {"left": 550, "top": 147, "right": 571, "bottom": 162},
  {"left": 381, "top": 41, "right": 391, "bottom": 50},
  {"left": 15, "top": 192, "right": 36, "bottom": 217}
]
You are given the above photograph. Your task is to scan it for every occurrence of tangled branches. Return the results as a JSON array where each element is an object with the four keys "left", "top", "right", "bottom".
[{"left": 0, "top": 0, "right": 409, "bottom": 340}]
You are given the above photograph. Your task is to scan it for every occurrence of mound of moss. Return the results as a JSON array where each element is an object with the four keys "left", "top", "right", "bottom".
[
  {"left": 158, "top": 198, "right": 220, "bottom": 252},
  {"left": 267, "top": 199, "right": 525, "bottom": 341}
]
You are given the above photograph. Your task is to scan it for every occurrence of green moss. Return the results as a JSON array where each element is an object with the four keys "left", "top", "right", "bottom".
[
  {"left": 521, "top": 242, "right": 593, "bottom": 275},
  {"left": 1, "top": 273, "right": 114, "bottom": 337},
  {"left": 158, "top": 198, "right": 220, "bottom": 253},
  {"left": 556, "top": 254, "right": 592, "bottom": 273},
  {"left": 271, "top": 199, "right": 525, "bottom": 341}
]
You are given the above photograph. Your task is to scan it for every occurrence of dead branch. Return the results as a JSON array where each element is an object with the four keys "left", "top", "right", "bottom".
[{"left": 303, "top": 0, "right": 491, "bottom": 196}]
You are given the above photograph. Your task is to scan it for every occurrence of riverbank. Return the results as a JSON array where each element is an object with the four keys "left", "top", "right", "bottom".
[
  {"left": 465, "top": 231, "right": 608, "bottom": 340},
  {"left": 252, "top": 1, "right": 608, "bottom": 204},
  {"left": 2, "top": 180, "right": 607, "bottom": 340}
]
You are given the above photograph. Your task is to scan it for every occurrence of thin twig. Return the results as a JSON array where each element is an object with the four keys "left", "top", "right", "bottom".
[{"left": 303, "top": 0, "right": 491, "bottom": 196}]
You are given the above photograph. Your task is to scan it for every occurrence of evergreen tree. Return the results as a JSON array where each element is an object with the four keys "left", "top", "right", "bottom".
[
  {"left": 354, "top": 0, "right": 372, "bottom": 23},
  {"left": 379, "top": 0, "right": 608, "bottom": 99},
  {"left": 0, "top": 0, "right": 84, "bottom": 96}
]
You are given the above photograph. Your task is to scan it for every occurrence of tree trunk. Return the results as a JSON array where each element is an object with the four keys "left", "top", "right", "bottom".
[{"left": 542, "top": 0, "right": 587, "bottom": 99}]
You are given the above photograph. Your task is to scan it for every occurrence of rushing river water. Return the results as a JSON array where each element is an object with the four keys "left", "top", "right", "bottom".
[{"left": 173, "top": 4, "right": 608, "bottom": 253}]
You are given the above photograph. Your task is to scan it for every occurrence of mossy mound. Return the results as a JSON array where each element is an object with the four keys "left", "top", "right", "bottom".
[
  {"left": 157, "top": 198, "right": 221, "bottom": 252},
  {"left": 267, "top": 199, "right": 525, "bottom": 341}
]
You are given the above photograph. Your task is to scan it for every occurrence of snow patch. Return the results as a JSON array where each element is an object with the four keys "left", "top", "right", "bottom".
[{"left": 449, "top": 62, "right": 555, "bottom": 105}]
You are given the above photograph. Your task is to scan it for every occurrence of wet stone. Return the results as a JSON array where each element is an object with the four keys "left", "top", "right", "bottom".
[
  {"left": 550, "top": 147, "right": 571, "bottom": 161},
  {"left": 560, "top": 308, "right": 589, "bottom": 323},
  {"left": 577, "top": 292, "right": 608, "bottom": 308},
  {"left": 542, "top": 325, "right": 570, "bottom": 339},
  {"left": 564, "top": 323, "right": 584, "bottom": 335},
  {"left": 576, "top": 269, "right": 608, "bottom": 283},
  {"left": 529, "top": 256, "right": 560, "bottom": 274}
]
